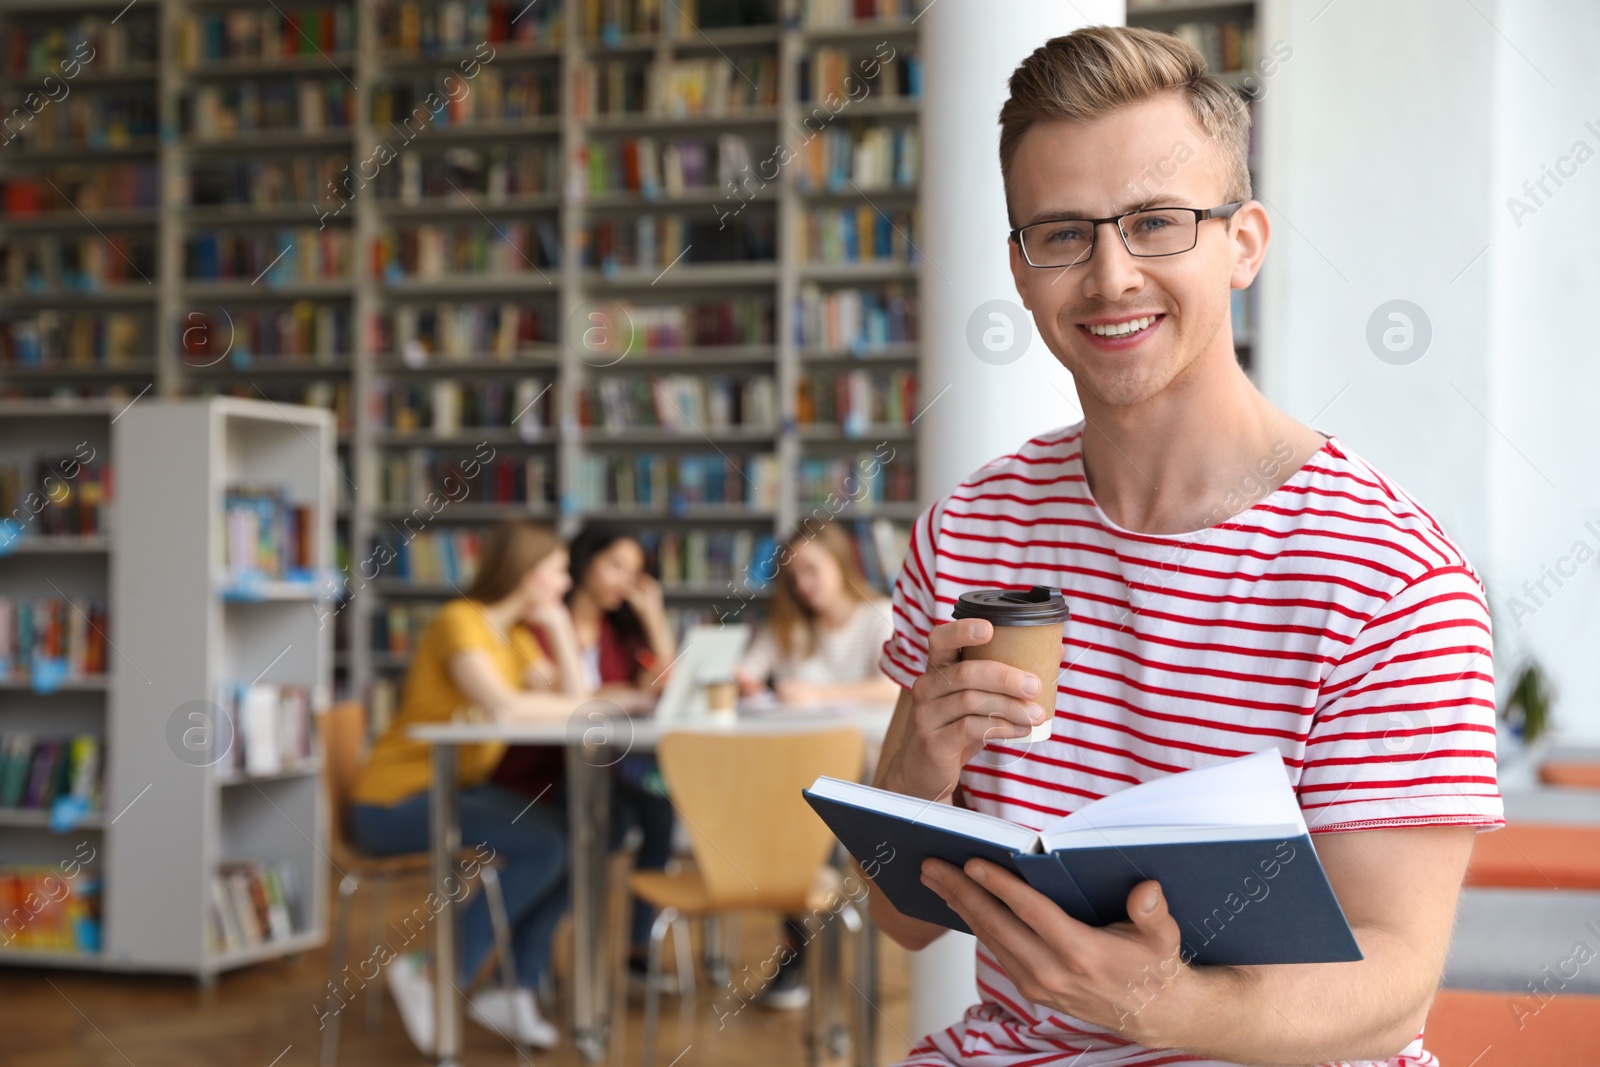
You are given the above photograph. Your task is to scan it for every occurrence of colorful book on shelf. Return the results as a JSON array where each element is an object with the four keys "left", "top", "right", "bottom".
[
  {"left": 0, "top": 598, "right": 109, "bottom": 682},
  {"left": 214, "top": 682, "right": 315, "bottom": 779},
  {"left": 0, "top": 733, "right": 101, "bottom": 813},
  {"left": 0, "top": 866, "right": 102, "bottom": 954},
  {"left": 221, "top": 487, "right": 316, "bottom": 583},
  {"left": 208, "top": 860, "right": 300, "bottom": 954},
  {"left": 806, "top": 750, "right": 1363, "bottom": 966}
]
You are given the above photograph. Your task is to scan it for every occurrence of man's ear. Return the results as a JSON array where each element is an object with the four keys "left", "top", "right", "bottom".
[
  {"left": 1229, "top": 200, "right": 1270, "bottom": 290},
  {"left": 1008, "top": 234, "right": 1032, "bottom": 311}
]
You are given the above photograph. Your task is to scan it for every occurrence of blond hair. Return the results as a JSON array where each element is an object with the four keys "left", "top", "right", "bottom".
[
  {"left": 464, "top": 520, "right": 562, "bottom": 604},
  {"left": 998, "top": 25, "right": 1252, "bottom": 215},
  {"left": 769, "top": 523, "right": 872, "bottom": 659}
]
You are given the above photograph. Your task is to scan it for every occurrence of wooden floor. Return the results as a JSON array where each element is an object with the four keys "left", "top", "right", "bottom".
[{"left": 0, "top": 868, "right": 916, "bottom": 1067}]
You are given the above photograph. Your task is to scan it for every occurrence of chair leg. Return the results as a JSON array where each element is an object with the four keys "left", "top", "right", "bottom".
[
  {"left": 364, "top": 874, "right": 388, "bottom": 1033},
  {"left": 478, "top": 864, "right": 520, "bottom": 994},
  {"left": 822, "top": 914, "right": 851, "bottom": 1060},
  {"left": 671, "top": 915, "right": 696, "bottom": 1002},
  {"left": 320, "top": 872, "right": 360, "bottom": 1067},
  {"left": 641, "top": 906, "right": 677, "bottom": 1067},
  {"left": 805, "top": 913, "right": 824, "bottom": 1067}
]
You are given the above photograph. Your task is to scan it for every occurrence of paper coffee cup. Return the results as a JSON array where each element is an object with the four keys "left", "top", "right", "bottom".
[{"left": 952, "top": 586, "right": 1069, "bottom": 743}]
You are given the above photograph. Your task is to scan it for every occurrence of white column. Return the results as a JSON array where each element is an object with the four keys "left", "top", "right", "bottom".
[{"left": 910, "top": 0, "right": 1124, "bottom": 1042}]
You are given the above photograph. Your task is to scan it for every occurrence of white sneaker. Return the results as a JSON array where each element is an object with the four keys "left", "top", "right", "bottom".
[
  {"left": 469, "top": 987, "right": 559, "bottom": 1049},
  {"left": 385, "top": 952, "right": 436, "bottom": 1055}
]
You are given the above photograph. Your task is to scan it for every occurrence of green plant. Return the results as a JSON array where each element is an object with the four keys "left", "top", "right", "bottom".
[{"left": 1503, "top": 660, "right": 1553, "bottom": 742}]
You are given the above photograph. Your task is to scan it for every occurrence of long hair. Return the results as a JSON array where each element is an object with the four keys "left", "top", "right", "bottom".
[
  {"left": 565, "top": 523, "right": 649, "bottom": 647},
  {"left": 768, "top": 522, "right": 872, "bottom": 659},
  {"left": 463, "top": 521, "right": 562, "bottom": 603}
]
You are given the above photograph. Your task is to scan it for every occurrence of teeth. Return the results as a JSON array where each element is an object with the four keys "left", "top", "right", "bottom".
[{"left": 1086, "top": 315, "right": 1157, "bottom": 337}]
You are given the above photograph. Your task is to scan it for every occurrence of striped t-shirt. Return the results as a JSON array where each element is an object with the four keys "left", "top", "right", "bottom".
[{"left": 877, "top": 423, "right": 1503, "bottom": 1067}]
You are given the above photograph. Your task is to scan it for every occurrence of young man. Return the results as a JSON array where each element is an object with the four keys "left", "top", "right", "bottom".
[{"left": 867, "top": 26, "right": 1501, "bottom": 1067}]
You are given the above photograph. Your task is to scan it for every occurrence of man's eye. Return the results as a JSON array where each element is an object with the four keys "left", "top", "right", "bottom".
[{"left": 1040, "top": 224, "right": 1087, "bottom": 244}]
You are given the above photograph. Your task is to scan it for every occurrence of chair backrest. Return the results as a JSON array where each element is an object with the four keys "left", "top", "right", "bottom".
[
  {"left": 320, "top": 701, "right": 368, "bottom": 864},
  {"left": 656, "top": 728, "right": 865, "bottom": 912}
]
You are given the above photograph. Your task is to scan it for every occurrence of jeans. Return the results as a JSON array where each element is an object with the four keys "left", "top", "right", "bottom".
[{"left": 351, "top": 784, "right": 568, "bottom": 990}]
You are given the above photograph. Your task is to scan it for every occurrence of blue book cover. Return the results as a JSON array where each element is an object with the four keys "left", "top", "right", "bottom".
[{"left": 803, "top": 750, "right": 1362, "bottom": 967}]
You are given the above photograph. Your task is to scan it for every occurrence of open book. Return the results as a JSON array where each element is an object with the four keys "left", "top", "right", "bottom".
[{"left": 803, "top": 750, "right": 1361, "bottom": 966}]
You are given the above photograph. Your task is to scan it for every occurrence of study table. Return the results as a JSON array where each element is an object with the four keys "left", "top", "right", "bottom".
[{"left": 411, "top": 701, "right": 895, "bottom": 1067}]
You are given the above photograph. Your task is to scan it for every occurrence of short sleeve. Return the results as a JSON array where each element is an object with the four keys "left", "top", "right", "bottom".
[
  {"left": 432, "top": 600, "right": 493, "bottom": 659},
  {"left": 1299, "top": 566, "right": 1503, "bottom": 834},
  {"left": 878, "top": 504, "right": 943, "bottom": 689}
]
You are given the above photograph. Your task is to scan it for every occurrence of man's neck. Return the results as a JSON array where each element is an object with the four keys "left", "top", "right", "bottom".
[{"left": 1078, "top": 350, "right": 1325, "bottom": 536}]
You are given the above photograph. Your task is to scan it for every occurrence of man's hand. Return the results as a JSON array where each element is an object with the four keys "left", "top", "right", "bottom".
[
  {"left": 920, "top": 857, "right": 1204, "bottom": 1046},
  {"left": 875, "top": 618, "right": 1049, "bottom": 803}
]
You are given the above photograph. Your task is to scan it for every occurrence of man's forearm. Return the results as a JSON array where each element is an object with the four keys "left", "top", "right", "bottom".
[
  {"left": 851, "top": 857, "right": 947, "bottom": 952},
  {"left": 1137, "top": 926, "right": 1433, "bottom": 1064}
]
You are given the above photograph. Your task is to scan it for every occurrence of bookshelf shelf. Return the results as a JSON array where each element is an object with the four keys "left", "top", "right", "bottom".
[
  {"left": 0, "top": 363, "right": 156, "bottom": 379},
  {"left": 798, "top": 263, "right": 918, "bottom": 282},
  {"left": 577, "top": 427, "right": 776, "bottom": 445},
  {"left": 375, "top": 194, "right": 563, "bottom": 218},
  {"left": 2, "top": 536, "right": 111, "bottom": 554},
  {"left": 585, "top": 262, "right": 780, "bottom": 288},
  {"left": 181, "top": 281, "right": 355, "bottom": 301},
  {"left": 800, "top": 343, "right": 919, "bottom": 363},
  {"left": 184, "top": 130, "right": 354, "bottom": 150},
  {"left": 3, "top": 210, "right": 162, "bottom": 231},
  {"left": 0, "top": 677, "right": 109, "bottom": 692},
  {"left": 0, "top": 808, "right": 104, "bottom": 829},
  {"left": 380, "top": 275, "right": 558, "bottom": 296},
  {"left": 216, "top": 760, "right": 321, "bottom": 787},
  {"left": 582, "top": 107, "right": 781, "bottom": 133},
  {"left": 182, "top": 55, "right": 357, "bottom": 77},
  {"left": 378, "top": 42, "right": 562, "bottom": 66},
  {"left": 0, "top": 947, "right": 107, "bottom": 969}
]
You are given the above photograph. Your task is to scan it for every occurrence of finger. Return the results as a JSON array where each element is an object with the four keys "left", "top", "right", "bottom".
[
  {"left": 1124, "top": 880, "right": 1181, "bottom": 952},
  {"left": 965, "top": 859, "right": 1095, "bottom": 949},
  {"left": 920, "top": 688, "right": 1044, "bottom": 738},
  {"left": 927, "top": 617, "right": 997, "bottom": 669},
  {"left": 923, "top": 859, "right": 1048, "bottom": 953},
  {"left": 919, "top": 654, "right": 1042, "bottom": 706}
]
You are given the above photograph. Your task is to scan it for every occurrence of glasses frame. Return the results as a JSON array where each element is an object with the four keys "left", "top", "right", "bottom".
[{"left": 1009, "top": 202, "right": 1245, "bottom": 268}]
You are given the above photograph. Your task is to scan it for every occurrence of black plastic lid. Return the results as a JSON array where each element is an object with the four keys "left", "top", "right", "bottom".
[{"left": 951, "top": 586, "right": 1069, "bottom": 626}]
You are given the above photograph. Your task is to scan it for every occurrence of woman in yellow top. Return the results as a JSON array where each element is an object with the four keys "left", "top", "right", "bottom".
[{"left": 351, "top": 521, "right": 588, "bottom": 1054}]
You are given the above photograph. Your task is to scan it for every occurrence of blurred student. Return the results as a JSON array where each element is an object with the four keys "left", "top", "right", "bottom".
[
  {"left": 494, "top": 524, "right": 680, "bottom": 984},
  {"left": 350, "top": 521, "right": 588, "bottom": 1053},
  {"left": 734, "top": 523, "right": 897, "bottom": 1008}
]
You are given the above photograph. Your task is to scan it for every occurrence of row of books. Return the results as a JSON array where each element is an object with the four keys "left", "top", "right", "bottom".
[
  {"left": 796, "top": 450, "right": 915, "bottom": 507},
  {"left": 0, "top": 598, "right": 109, "bottom": 681},
  {"left": 375, "top": 221, "right": 560, "bottom": 281},
  {"left": 372, "top": 602, "right": 442, "bottom": 659},
  {"left": 0, "top": 455, "right": 110, "bottom": 538},
  {"left": 0, "top": 866, "right": 101, "bottom": 955},
  {"left": 797, "top": 283, "right": 918, "bottom": 351},
  {"left": 798, "top": 46, "right": 921, "bottom": 104},
  {"left": 196, "top": 382, "right": 352, "bottom": 437},
  {"left": 587, "top": 213, "right": 776, "bottom": 272},
  {"left": 377, "top": 529, "right": 483, "bottom": 585},
  {"left": 178, "top": 6, "right": 355, "bottom": 67},
  {"left": 181, "top": 304, "right": 352, "bottom": 367},
  {"left": 372, "top": 69, "right": 560, "bottom": 130},
  {"left": 793, "top": 124, "right": 919, "bottom": 193},
  {"left": 2, "top": 164, "right": 159, "bottom": 216},
  {"left": 381, "top": 302, "right": 556, "bottom": 365},
  {"left": 581, "top": 0, "right": 775, "bottom": 39},
  {"left": 578, "top": 55, "right": 780, "bottom": 121},
  {"left": 584, "top": 134, "right": 755, "bottom": 198},
  {"left": 188, "top": 155, "right": 349, "bottom": 211},
  {"left": 1170, "top": 19, "right": 1256, "bottom": 76},
  {"left": 221, "top": 488, "right": 317, "bottom": 583},
  {"left": 1, "top": 11, "right": 157, "bottom": 77},
  {"left": 801, "top": 0, "right": 923, "bottom": 26},
  {"left": 794, "top": 206, "right": 918, "bottom": 265},
  {"left": 577, "top": 374, "right": 777, "bottom": 434},
  {"left": 212, "top": 683, "right": 315, "bottom": 779},
  {"left": 0, "top": 383, "right": 143, "bottom": 403},
  {"left": 377, "top": 450, "right": 554, "bottom": 508},
  {"left": 796, "top": 369, "right": 918, "bottom": 431},
  {"left": 573, "top": 452, "right": 781, "bottom": 510},
  {"left": 208, "top": 860, "right": 302, "bottom": 955},
  {"left": 186, "top": 228, "right": 351, "bottom": 285},
  {"left": 0, "top": 234, "right": 155, "bottom": 293},
  {"left": 184, "top": 79, "right": 354, "bottom": 140},
  {"left": 0, "top": 734, "right": 100, "bottom": 813},
  {"left": 372, "top": 378, "right": 553, "bottom": 437},
  {"left": 2, "top": 312, "right": 145, "bottom": 369},
  {"left": 374, "top": 143, "right": 562, "bottom": 204},
  {"left": 0, "top": 87, "right": 158, "bottom": 149},
  {"left": 381, "top": 1, "right": 565, "bottom": 53},
  {"left": 587, "top": 297, "right": 775, "bottom": 352},
  {"left": 638, "top": 528, "right": 779, "bottom": 590},
  {"left": 839, "top": 516, "right": 911, "bottom": 594}
]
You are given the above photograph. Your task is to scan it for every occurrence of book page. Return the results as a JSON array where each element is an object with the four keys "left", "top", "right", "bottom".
[{"left": 1037, "top": 750, "right": 1308, "bottom": 848}]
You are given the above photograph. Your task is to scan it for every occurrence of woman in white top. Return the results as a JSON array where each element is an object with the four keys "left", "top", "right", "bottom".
[
  {"left": 734, "top": 522, "right": 898, "bottom": 1010},
  {"left": 736, "top": 522, "right": 898, "bottom": 708}
]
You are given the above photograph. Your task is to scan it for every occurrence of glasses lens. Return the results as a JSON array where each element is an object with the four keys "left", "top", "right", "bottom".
[
  {"left": 1022, "top": 220, "right": 1095, "bottom": 268},
  {"left": 1121, "top": 209, "right": 1198, "bottom": 256}
]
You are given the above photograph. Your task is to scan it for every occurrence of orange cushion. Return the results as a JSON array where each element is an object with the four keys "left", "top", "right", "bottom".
[
  {"left": 1540, "top": 761, "right": 1600, "bottom": 790},
  {"left": 1424, "top": 989, "right": 1600, "bottom": 1066},
  {"left": 1465, "top": 823, "right": 1600, "bottom": 890}
]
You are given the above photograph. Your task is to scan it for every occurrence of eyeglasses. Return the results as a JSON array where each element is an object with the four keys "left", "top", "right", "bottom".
[{"left": 1010, "top": 202, "right": 1244, "bottom": 268}]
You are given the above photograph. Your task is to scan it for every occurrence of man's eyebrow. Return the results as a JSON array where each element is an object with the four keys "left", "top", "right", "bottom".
[{"left": 1019, "top": 195, "right": 1200, "bottom": 226}]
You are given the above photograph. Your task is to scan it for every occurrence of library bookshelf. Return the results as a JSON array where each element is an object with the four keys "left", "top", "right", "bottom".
[{"left": 0, "top": 0, "right": 929, "bottom": 732}]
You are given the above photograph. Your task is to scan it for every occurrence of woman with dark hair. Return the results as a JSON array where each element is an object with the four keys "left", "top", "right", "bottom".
[
  {"left": 351, "top": 521, "right": 590, "bottom": 1054},
  {"left": 493, "top": 524, "right": 679, "bottom": 984},
  {"left": 734, "top": 522, "right": 897, "bottom": 1009}
]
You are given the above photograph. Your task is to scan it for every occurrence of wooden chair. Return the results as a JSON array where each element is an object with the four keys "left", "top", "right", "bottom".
[
  {"left": 318, "top": 701, "right": 520, "bottom": 1066},
  {"left": 629, "top": 728, "right": 867, "bottom": 1067}
]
